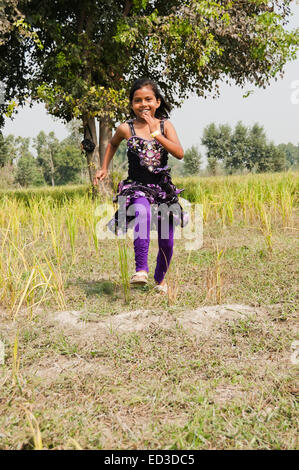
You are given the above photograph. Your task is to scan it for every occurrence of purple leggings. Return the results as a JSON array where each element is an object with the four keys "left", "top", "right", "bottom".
[{"left": 132, "top": 196, "right": 174, "bottom": 284}]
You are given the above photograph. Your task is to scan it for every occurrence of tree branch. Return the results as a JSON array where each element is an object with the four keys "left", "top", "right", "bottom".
[{"left": 123, "top": 0, "right": 133, "bottom": 17}]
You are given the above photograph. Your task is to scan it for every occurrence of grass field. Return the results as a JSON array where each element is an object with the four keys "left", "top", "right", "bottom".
[{"left": 0, "top": 172, "right": 298, "bottom": 449}]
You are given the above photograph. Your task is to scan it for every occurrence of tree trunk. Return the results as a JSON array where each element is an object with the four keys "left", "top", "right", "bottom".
[
  {"left": 99, "top": 119, "right": 112, "bottom": 168},
  {"left": 49, "top": 150, "right": 55, "bottom": 186},
  {"left": 83, "top": 115, "right": 100, "bottom": 199},
  {"left": 99, "top": 119, "right": 113, "bottom": 197},
  {"left": 82, "top": 116, "right": 113, "bottom": 199}
]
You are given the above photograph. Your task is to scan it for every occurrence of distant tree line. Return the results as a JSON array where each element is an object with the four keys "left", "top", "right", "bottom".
[
  {"left": 1, "top": 120, "right": 298, "bottom": 188},
  {"left": 0, "top": 122, "right": 87, "bottom": 188},
  {"left": 181, "top": 121, "right": 299, "bottom": 177}
]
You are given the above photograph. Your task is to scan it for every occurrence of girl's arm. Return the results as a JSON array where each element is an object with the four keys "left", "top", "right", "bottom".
[
  {"left": 142, "top": 115, "right": 184, "bottom": 160},
  {"left": 93, "top": 124, "right": 128, "bottom": 184}
]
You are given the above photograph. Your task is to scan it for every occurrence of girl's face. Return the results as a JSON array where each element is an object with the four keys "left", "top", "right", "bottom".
[{"left": 131, "top": 86, "right": 161, "bottom": 120}]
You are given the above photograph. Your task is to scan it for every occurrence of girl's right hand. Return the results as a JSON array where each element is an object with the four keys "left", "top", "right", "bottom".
[{"left": 93, "top": 168, "right": 108, "bottom": 185}]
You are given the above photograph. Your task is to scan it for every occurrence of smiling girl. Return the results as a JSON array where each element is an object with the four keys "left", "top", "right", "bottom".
[{"left": 93, "top": 78, "right": 188, "bottom": 294}]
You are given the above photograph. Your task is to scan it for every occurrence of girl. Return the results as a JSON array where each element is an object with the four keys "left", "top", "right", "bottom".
[{"left": 93, "top": 78, "right": 188, "bottom": 294}]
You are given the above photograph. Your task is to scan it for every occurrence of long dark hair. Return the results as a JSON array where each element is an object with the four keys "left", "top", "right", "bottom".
[{"left": 129, "top": 78, "right": 171, "bottom": 119}]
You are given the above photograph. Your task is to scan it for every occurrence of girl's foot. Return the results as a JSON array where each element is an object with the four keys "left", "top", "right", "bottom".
[
  {"left": 154, "top": 283, "right": 168, "bottom": 294},
  {"left": 130, "top": 270, "right": 148, "bottom": 286},
  {"left": 154, "top": 279, "right": 168, "bottom": 294}
]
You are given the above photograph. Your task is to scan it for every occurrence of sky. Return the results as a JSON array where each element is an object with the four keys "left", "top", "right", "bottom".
[{"left": 2, "top": 3, "right": 299, "bottom": 158}]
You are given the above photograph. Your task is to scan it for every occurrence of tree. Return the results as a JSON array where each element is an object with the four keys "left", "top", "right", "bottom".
[
  {"left": 183, "top": 145, "right": 202, "bottom": 176},
  {"left": 0, "top": 131, "right": 10, "bottom": 167},
  {"left": 227, "top": 122, "right": 249, "bottom": 173},
  {"left": 265, "top": 143, "right": 287, "bottom": 172},
  {"left": 1, "top": 0, "right": 298, "bottom": 188},
  {"left": 277, "top": 142, "right": 299, "bottom": 168},
  {"left": 34, "top": 131, "right": 59, "bottom": 186},
  {"left": 61, "top": 122, "right": 89, "bottom": 183},
  {"left": 0, "top": 0, "right": 43, "bottom": 127},
  {"left": 202, "top": 123, "right": 218, "bottom": 176},
  {"left": 246, "top": 123, "right": 267, "bottom": 172},
  {"left": 6, "top": 134, "right": 17, "bottom": 162},
  {"left": 202, "top": 123, "right": 231, "bottom": 175},
  {"left": 15, "top": 148, "right": 45, "bottom": 187},
  {"left": 0, "top": 131, "right": 15, "bottom": 186},
  {"left": 54, "top": 144, "right": 85, "bottom": 185},
  {"left": 34, "top": 130, "right": 85, "bottom": 185}
]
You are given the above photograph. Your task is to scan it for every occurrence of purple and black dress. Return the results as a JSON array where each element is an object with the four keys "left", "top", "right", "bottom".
[{"left": 107, "top": 119, "right": 189, "bottom": 235}]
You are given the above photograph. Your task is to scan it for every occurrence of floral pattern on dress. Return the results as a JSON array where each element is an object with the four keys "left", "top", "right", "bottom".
[{"left": 127, "top": 136, "right": 164, "bottom": 172}]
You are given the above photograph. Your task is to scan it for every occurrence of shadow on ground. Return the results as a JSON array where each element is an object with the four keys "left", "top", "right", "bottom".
[{"left": 70, "top": 279, "right": 116, "bottom": 297}]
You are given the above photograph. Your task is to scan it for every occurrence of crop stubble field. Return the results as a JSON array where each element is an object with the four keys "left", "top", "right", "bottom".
[{"left": 0, "top": 172, "right": 298, "bottom": 449}]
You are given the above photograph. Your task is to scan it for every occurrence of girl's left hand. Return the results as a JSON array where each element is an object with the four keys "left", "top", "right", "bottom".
[{"left": 141, "top": 111, "right": 159, "bottom": 134}]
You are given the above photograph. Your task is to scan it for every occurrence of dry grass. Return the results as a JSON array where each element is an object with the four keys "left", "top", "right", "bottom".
[
  {"left": 0, "top": 303, "right": 297, "bottom": 449},
  {"left": 0, "top": 172, "right": 298, "bottom": 449}
]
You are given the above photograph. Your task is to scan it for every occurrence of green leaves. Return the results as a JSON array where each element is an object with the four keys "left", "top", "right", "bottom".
[
  {"left": 12, "top": 17, "right": 44, "bottom": 50},
  {"left": 37, "top": 81, "right": 129, "bottom": 122},
  {"left": 56, "top": 51, "right": 67, "bottom": 69},
  {"left": 114, "top": 21, "right": 139, "bottom": 45},
  {"left": 133, "top": 0, "right": 150, "bottom": 11},
  {"left": 1, "top": 0, "right": 299, "bottom": 135},
  {"left": 242, "top": 90, "right": 254, "bottom": 99},
  {"left": 4, "top": 99, "right": 18, "bottom": 118}
]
